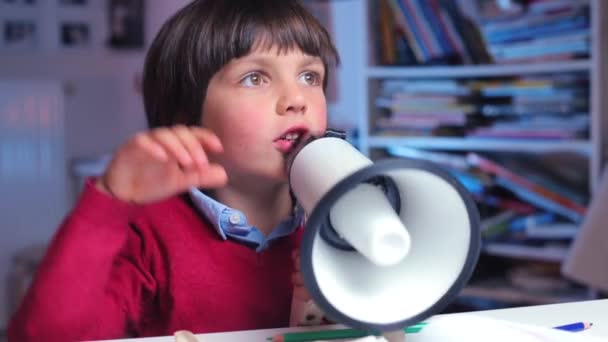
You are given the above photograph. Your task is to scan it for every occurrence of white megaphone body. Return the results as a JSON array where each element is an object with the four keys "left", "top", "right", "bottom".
[{"left": 286, "top": 130, "right": 481, "bottom": 334}]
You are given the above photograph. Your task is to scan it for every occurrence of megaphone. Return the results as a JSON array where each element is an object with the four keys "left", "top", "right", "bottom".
[{"left": 287, "top": 130, "right": 481, "bottom": 333}]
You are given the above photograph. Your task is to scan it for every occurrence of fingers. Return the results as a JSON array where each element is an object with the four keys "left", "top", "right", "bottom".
[
  {"left": 171, "top": 126, "right": 225, "bottom": 168},
  {"left": 176, "top": 157, "right": 228, "bottom": 190},
  {"left": 185, "top": 165, "right": 226, "bottom": 193},
  {"left": 151, "top": 128, "right": 196, "bottom": 167},
  {"left": 132, "top": 133, "right": 169, "bottom": 161},
  {"left": 172, "top": 125, "right": 209, "bottom": 168},
  {"left": 191, "top": 127, "right": 224, "bottom": 154},
  {"left": 130, "top": 125, "right": 227, "bottom": 190},
  {"left": 139, "top": 126, "right": 223, "bottom": 170}
]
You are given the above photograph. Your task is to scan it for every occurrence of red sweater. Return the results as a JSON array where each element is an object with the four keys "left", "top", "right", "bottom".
[{"left": 8, "top": 180, "right": 303, "bottom": 341}]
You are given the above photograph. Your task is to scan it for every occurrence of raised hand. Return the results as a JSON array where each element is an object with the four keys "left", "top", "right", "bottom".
[
  {"left": 290, "top": 249, "right": 325, "bottom": 326},
  {"left": 96, "top": 125, "right": 227, "bottom": 204},
  {"left": 291, "top": 249, "right": 311, "bottom": 302}
]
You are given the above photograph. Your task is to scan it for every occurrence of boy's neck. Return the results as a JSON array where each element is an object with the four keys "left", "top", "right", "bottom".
[{"left": 212, "top": 181, "right": 294, "bottom": 236}]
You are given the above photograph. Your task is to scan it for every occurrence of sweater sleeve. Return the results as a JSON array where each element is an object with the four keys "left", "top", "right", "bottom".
[{"left": 7, "top": 179, "right": 157, "bottom": 342}]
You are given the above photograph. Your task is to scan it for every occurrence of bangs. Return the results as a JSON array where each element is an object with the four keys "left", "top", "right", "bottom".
[
  {"left": 199, "top": 0, "right": 339, "bottom": 88},
  {"left": 143, "top": 0, "right": 340, "bottom": 129}
]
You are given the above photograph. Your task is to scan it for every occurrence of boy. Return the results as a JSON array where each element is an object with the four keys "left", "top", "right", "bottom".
[{"left": 7, "top": 0, "right": 338, "bottom": 340}]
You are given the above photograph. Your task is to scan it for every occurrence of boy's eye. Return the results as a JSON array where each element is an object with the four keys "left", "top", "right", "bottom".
[
  {"left": 299, "top": 71, "right": 322, "bottom": 86},
  {"left": 240, "top": 72, "right": 265, "bottom": 87}
]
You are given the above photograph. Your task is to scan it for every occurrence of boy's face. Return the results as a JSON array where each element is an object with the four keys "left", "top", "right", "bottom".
[{"left": 202, "top": 45, "right": 328, "bottom": 184}]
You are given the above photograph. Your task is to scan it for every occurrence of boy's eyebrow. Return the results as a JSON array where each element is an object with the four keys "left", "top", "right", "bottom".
[
  {"left": 234, "top": 54, "right": 324, "bottom": 69},
  {"left": 298, "top": 55, "right": 325, "bottom": 69}
]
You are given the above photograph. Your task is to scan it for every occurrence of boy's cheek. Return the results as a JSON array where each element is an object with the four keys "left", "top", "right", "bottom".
[{"left": 311, "top": 117, "right": 328, "bottom": 137}]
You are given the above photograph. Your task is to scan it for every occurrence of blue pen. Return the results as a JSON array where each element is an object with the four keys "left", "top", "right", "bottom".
[{"left": 554, "top": 322, "right": 593, "bottom": 332}]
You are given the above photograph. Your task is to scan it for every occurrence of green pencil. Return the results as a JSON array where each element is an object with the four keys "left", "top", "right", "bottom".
[{"left": 267, "top": 322, "right": 428, "bottom": 342}]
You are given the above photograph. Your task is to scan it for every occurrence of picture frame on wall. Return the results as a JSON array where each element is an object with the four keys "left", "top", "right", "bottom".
[
  {"left": 1, "top": 19, "right": 37, "bottom": 49},
  {"left": 60, "top": 21, "right": 90, "bottom": 48},
  {"left": 1, "top": 0, "right": 37, "bottom": 5},
  {"left": 107, "top": 0, "right": 144, "bottom": 49},
  {"left": 0, "top": 0, "right": 38, "bottom": 51},
  {"left": 59, "top": 0, "right": 87, "bottom": 6}
]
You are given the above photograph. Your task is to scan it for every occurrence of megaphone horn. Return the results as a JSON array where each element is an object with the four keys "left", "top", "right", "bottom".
[{"left": 287, "top": 130, "right": 481, "bottom": 333}]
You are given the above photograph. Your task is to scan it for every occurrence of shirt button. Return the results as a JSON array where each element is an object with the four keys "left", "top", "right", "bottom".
[{"left": 229, "top": 212, "right": 241, "bottom": 225}]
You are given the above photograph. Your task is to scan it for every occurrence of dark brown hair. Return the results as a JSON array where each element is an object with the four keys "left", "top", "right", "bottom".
[{"left": 142, "top": 0, "right": 339, "bottom": 129}]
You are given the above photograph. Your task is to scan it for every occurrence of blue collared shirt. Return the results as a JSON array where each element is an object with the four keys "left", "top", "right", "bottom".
[{"left": 189, "top": 188, "right": 305, "bottom": 252}]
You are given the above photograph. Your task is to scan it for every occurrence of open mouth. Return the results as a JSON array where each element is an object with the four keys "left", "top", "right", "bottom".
[{"left": 274, "top": 127, "right": 308, "bottom": 154}]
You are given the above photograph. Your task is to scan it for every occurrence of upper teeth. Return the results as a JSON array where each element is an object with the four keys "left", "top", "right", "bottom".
[{"left": 283, "top": 133, "right": 300, "bottom": 141}]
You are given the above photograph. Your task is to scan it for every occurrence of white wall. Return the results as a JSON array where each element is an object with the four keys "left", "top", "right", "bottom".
[
  {"left": 0, "top": 1, "right": 190, "bottom": 329},
  {"left": 327, "top": 0, "right": 363, "bottom": 130},
  {"left": 0, "top": 81, "right": 68, "bottom": 330},
  {"left": 0, "top": 1, "right": 191, "bottom": 159},
  {"left": 0, "top": 0, "right": 359, "bottom": 330}
]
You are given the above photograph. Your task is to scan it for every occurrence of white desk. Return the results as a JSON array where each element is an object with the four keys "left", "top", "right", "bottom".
[
  {"left": 457, "top": 299, "right": 608, "bottom": 337},
  {"left": 102, "top": 299, "right": 608, "bottom": 341}
]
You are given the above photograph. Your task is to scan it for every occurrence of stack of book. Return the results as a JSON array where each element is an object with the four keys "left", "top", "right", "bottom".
[
  {"left": 374, "top": 0, "right": 590, "bottom": 66},
  {"left": 386, "top": 146, "right": 589, "bottom": 262},
  {"left": 374, "top": 79, "right": 474, "bottom": 136},
  {"left": 478, "top": 0, "right": 590, "bottom": 64},
  {"left": 467, "top": 73, "right": 589, "bottom": 139},
  {"left": 373, "top": 72, "right": 589, "bottom": 139},
  {"left": 376, "top": 0, "right": 491, "bottom": 65}
]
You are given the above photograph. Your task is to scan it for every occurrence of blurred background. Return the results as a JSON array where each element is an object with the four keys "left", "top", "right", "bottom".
[{"left": 1, "top": 0, "right": 607, "bottom": 337}]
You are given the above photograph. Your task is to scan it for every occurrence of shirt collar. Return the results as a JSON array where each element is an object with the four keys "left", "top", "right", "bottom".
[{"left": 188, "top": 188, "right": 305, "bottom": 251}]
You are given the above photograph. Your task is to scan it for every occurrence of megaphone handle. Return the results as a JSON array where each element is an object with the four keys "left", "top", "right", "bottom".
[{"left": 289, "top": 293, "right": 325, "bottom": 327}]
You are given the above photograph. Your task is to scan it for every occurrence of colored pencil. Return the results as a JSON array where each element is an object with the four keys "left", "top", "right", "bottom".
[
  {"left": 554, "top": 322, "right": 593, "bottom": 332},
  {"left": 267, "top": 323, "right": 427, "bottom": 342}
]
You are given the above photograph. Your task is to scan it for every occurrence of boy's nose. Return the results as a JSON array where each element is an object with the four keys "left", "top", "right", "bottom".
[{"left": 276, "top": 86, "right": 307, "bottom": 115}]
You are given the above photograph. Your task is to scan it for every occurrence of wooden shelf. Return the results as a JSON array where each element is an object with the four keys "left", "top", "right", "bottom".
[
  {"left": 348, "top": 0, "right": 608, "bottom": 312},
  {"left": 368, "top": 136, "right": 592, "bottom": 154},
  {"left": 482, "top": 243, "right": 569, "bottom": 263},
  {"left": 460, "top": 285, "right": 588, "bottom": 306},
  {"left": 366, "top": 60, "right": 592, "bottom": 79}
]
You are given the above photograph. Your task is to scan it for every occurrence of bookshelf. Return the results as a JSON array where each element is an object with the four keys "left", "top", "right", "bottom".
[
  {"left": 347, "top": 0, "right": 608, "bottom": 309},
  {"left": 366, "top": 59, "right": 592, "bottom": 78},
  {"left": 368, "top": 136, "right": 591, "bottom": 153}
]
